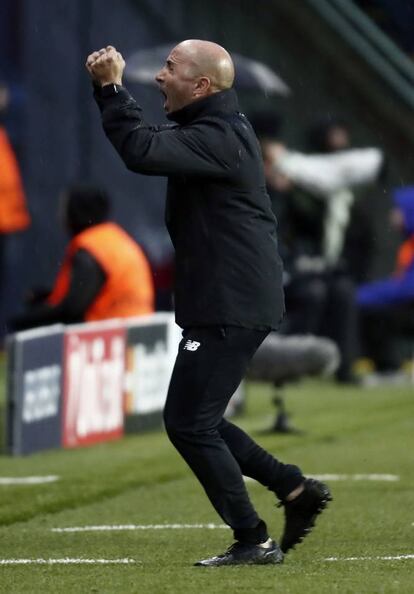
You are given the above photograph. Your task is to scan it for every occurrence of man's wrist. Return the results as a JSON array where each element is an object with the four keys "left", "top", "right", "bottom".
[
  {"left": 97, "top": 83, "right": 124, "bottom": 98},
  {"left": 101, "top": 80, "right": 123, "bottom": 88}
]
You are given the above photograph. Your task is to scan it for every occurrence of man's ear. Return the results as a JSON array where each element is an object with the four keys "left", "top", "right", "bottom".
[{"left": 194, "top": 76, "right": 211, "bottom": 96}]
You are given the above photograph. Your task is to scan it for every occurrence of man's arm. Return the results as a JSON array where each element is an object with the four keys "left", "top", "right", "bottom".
[
  {"left": 86, "top": 46, "right": 235, "bottom": 178},
  {"left": 357, "top": 268, "right": 414, "bottom": 308},
  {"left": 10, "top": 250, "right": 106, "bottom": 331},
  {"left": 94, "top": 84, "right": 235, "bottom": 177},
  {"left": 272, "top": 147, "right": 384, "bottom": 198},
  {"left": 57, "top": 249, "right": 106, "bottom": 320}
]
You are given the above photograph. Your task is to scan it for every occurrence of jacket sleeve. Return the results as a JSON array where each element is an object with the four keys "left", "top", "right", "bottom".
[{"left": 94, "top": 86, "right": 235, "bottom": 177}]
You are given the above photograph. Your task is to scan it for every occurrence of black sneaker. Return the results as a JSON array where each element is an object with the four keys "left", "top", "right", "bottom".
[
  {"left": 194, "top": 539, "right": 284, "bottom": 567},
  {"left": 279, "top": 478, "right": 332, "bottom": 553}
]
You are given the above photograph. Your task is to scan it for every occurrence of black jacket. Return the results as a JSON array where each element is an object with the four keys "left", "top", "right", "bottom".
[{"left": 94, "top": 86, "right": 284, "bottom": 330}]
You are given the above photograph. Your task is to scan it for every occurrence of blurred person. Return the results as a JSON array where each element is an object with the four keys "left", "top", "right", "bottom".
[
  {"left": 0, "top": 82, "right": 30, "bottom": 304},
  {"left": 0, "top": 82, "right": 29, "bottom": 234},
  {"left": 10, "top": 184, "right": 154, "bottom": 331},
  {"left": 303, "top": 116, "right": 384, "bottom": 282},
  {"left": 265, "top": 115, "right": 384, "bottom": 278},
  {"left": 253, "top": 112, "right": 384, "bottom": 383},
  {"left": 357, "top": 186, "right": 414, "bottom": 375},
  {"left": 86, "top": 40, "right": 331, "bottom": 567}
]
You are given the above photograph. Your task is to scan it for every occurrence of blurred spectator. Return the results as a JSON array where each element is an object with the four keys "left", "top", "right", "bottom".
[
  {"left": 0, "top": 82, "right": 30, "bottom": 300},
  {"left": 280, "top": 116, "right": 384, "bottom": 281},
  {"left": 357, "top": 186, "right": 414, "bottom": 373},
  {"left": 10, "top": 185, "right": 154, "bottom": 331},
  {"left": 252, "top": 111, "right": 384, "bottom": 383}
]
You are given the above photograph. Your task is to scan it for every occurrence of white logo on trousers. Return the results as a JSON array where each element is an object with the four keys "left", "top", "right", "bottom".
[{"left": 184, "top": 340, "right": 201, "bottom": 351}]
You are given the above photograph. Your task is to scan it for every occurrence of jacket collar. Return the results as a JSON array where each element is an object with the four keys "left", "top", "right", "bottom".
[{"left": 167, "top": 88, "right": 239, "bottom": 125}]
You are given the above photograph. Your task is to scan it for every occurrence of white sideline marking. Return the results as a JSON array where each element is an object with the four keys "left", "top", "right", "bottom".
[
  {"left": 244, "top": 474, "right": 399, "bottom": 483},
  {"left": 0, "top": 558, "right": 136, "bottom": 565},
  {"left": 326, "top": 554, "right": 414, "bottom": 562},
  {"left": 309, "top": 474, "right": 400, "bottom": 482},
  {"left": 52, "top": 523, "right": 229, "bottom": 533},
  {"left": 0, "top": 475, "right": 59, "bottom": 486}
]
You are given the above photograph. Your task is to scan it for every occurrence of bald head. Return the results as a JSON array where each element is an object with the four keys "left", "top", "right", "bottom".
[
  {"left": 173, "top": 40, "right": 235, "bottom": 92},
  {"left": 156, "top": 39, "right": 235, "bottom": 113}
]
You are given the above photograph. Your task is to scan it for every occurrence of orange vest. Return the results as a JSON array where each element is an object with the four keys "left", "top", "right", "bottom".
[
  {"left": 48, "top": 222, "right": 154, "bottom": 321},
  {"left": 0, "top": 126, "right": 30, "bottom": 232}
]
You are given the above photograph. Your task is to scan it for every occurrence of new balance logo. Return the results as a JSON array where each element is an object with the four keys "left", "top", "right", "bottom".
[{"left": 184, "top": 340, "right": 201, "bottom": 351}]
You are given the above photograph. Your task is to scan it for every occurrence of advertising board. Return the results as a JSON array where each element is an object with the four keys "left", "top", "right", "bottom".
[
  {"left": 62, "top": 322, "right": 126, "bottom": 448},
  {"left": 6, "top": 325, "right": 64, "bottom": 455},
  {"left": 125, "top": 320, "right": 174, "bottom": 415}
]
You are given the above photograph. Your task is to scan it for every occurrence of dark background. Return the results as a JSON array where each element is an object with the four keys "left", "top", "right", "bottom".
[{"left": 1, "top": 0, "right": 413, "bottom": 335}]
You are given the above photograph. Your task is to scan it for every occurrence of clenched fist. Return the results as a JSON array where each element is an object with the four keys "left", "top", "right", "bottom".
[{"left": 85, "top": 46, "right": 125, "bottom": 86}]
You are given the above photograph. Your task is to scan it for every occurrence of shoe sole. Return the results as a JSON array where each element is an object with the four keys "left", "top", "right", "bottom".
[
  {"left": 282, "top": 483, "right": 332, "bottom": 553},
  {"left": 195, "top": 548, "right": 284, "bottom": 567}
]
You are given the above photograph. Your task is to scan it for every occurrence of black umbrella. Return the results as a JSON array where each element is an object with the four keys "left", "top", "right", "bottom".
[{"left": 124, "top": 44, "right": 291, "bottom": 97}]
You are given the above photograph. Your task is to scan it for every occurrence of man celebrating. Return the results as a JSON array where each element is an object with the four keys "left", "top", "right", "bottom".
[{"left": 86, "top": 40, "right": 331, "bottom": 567}]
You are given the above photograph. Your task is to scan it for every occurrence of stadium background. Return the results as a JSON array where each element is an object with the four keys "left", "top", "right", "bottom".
[
  {"left": 1, "top": 0, "right": 414, "bottom": 334},
  {"left": 0, "top": 3, "right": 414, "bottom": 590}
]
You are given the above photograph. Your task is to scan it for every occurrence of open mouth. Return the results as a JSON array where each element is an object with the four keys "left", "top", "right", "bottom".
[{"left": 159, "top": 89, "right": 168, "bottom": 110}]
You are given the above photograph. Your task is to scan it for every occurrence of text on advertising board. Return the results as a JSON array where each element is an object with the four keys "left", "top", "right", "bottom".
[{"left": 62, "top": 326, "right": 126, "bottom": 448}]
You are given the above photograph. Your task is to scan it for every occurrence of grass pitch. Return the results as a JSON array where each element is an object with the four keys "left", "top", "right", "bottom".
[{"left": 0, "top": 362, "right": 413, "bottom": 593}]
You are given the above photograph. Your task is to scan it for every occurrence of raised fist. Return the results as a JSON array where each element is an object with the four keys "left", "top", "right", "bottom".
[{"left": 85, "top": 46, "right": 125, "bottom": 86}]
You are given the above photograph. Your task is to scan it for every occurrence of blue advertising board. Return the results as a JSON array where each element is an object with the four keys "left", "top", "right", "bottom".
[{"left": 7, "top": 325, "right": 65, "bottom": 455}]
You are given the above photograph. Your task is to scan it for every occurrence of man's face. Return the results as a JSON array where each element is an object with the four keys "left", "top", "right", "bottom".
[{"left": 155, "top": 45, "right": 197, "bottom": 113}]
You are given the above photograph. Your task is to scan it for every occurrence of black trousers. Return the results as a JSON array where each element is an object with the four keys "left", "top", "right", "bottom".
[
  {"left": 285, "top": 272, "right": 357, "bottom": 380},
  {"left": 163, "top": 326, "right": 303, "bottom": 544}
]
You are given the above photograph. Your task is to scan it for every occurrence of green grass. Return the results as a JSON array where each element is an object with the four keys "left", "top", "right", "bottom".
[{"left": 0, "top": 366, "right": 413, "bottom": 593}]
